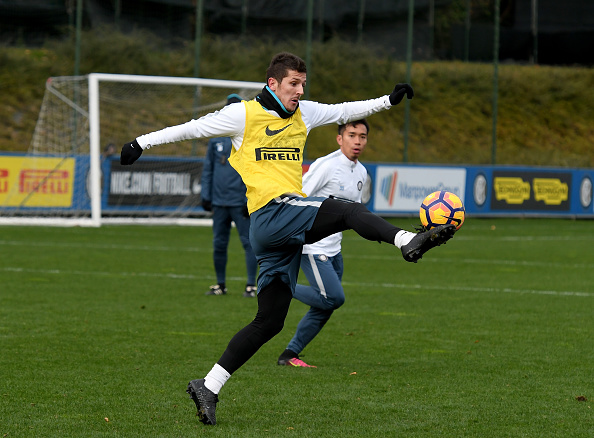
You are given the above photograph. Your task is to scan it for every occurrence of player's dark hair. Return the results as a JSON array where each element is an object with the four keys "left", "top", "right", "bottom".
[
  {"left": 338, "top": 119, "right": 370, "bottom": 136},
  {"left": 266, "top": 52, "right": 307, "bottom": 83}
]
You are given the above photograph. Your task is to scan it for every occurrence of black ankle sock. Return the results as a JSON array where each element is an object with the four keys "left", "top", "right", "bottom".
[{"left": 279, "top": 348, "right": 298, "bottom": 360}]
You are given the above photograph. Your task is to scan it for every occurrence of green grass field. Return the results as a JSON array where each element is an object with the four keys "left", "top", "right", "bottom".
[{"left": 1, "top": 218, "right": 592, "bottom": 437}]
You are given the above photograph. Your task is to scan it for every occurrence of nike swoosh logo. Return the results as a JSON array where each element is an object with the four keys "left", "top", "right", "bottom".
[
  {"left": 441, "top": 215, "right": 461, "bottom": 226},
  {"left": 265, "top": 124, "right": 292, "bottom": 136}
]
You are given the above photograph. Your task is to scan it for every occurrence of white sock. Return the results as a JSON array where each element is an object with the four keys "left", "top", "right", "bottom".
[
  {"left": 394, "top": 230, "right": 415, "bottom": 248},
  {"left": 204, "top": 363, "right": 230, "bottom": 394}
]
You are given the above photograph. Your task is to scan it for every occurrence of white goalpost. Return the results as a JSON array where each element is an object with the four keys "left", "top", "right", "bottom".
[{"left": 0, "top": 73, "right": 263, "bottom": 226}]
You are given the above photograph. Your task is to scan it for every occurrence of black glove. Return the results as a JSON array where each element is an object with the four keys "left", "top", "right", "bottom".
[
  {"left": 389, "top": 83, "right": 414, "bottom": 106},
  {"left": 202, "top": 199, "right": 212, "bottom": 212},
  {"left": 242, "top": 203, "right": 249, "bottom": 218},
  {"left": 120, "top": 139, "right": 143, "bottom": 165}
]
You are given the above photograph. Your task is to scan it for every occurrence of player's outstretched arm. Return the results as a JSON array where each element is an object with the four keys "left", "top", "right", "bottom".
[
  {"left": 120, "top": 139, "right": 143, "bottom": 165},
  {"left": 389, "top": 83, "right": 414, "bottom": 106}
]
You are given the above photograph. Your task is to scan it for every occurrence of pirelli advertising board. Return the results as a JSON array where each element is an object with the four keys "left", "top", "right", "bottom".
[
  {"left": 0, "top": 153, "right": 205, "bottom": 215},
  {"left": 0, "top": 156, "right": 76, "bottom": 208}
]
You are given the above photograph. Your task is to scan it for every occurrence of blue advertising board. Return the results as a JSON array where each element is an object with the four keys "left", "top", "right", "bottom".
[
  {"left": 464, "top": 166, "right": 593, "bottom": 217},
  {"left": 362, "top": 163, "right": 593, "bottom": 218},
  {"left": 2, "top": 152, "right": 593, "bottom": 218}
]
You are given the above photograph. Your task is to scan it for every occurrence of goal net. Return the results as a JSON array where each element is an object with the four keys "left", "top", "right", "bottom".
[{"left": 0, "top": 73, "right": 263, "bottom": 226}]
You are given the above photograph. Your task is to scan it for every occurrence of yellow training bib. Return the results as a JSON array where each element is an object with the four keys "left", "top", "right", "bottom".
[{"left": 229, "top": 100, "right": 307, "bottom": 213}]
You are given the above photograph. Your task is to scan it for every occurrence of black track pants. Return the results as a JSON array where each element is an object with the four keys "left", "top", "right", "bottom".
[
  {"left": 304, "top": 198, "right": 402, "bottom": 245},
  {"left": 217, "top": 277, "right": 292, "bottom": 374}
]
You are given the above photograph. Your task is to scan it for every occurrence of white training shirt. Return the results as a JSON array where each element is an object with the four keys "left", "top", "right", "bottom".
[
  {"left": 135, "top": 96, "right": 393, "bottom": 152},
  {"left": 302, "top": 150, "right": 368, "bottom": 257}
]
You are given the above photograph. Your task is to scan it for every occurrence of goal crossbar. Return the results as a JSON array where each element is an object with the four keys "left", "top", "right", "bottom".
[{"left": 87, "top": 73, "right": 263, "bottom": 227}]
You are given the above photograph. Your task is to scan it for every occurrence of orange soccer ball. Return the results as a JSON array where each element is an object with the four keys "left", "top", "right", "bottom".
[{"left": 419, "top": 191, "right": 465, "bottom": 230}]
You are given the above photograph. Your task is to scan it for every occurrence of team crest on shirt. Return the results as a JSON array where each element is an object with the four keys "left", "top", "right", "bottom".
[{"left": 357, "top": 181, "right": 363, "bottom": 191}]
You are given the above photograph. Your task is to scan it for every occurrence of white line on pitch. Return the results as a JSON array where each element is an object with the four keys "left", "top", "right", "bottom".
[
  {"left": 2, "top": 267, "right": 591, "bottom": 297},
  {"left": 0, "top": 240, "right": 210, "bottom": 253},
  {"left": 341, "top": 281, "right": 593, "bottom": 297},
  {"left": 1, "top": 266, "right": 225, "bottom": 281},
  {"left": 343, "top": 234, "right": 594, "bottom": 242},
  {"left": 1, "top": 240, "right": 590, "bottom": 270},
  {"left": 343, "top": 254, "right": 593, "bottom": 269}
]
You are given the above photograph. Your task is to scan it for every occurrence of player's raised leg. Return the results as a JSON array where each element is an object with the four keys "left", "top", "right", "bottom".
[{"left": 306, "top": 199, "right": 456, "bottom": 263}]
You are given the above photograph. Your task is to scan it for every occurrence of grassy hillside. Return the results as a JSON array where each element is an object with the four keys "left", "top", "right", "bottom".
[{"left": 1, "top": 29, "right": 593, "bottom": 167}]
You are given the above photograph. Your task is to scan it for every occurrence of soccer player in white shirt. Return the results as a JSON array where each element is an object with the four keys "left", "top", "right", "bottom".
[{"left": 277, "top": 119, "right": 370, "bottom": 368}]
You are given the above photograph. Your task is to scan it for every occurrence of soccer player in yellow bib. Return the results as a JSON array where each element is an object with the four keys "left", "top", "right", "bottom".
[{"left": 121, "top": 52, "right": 456, "bottom": 426}]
